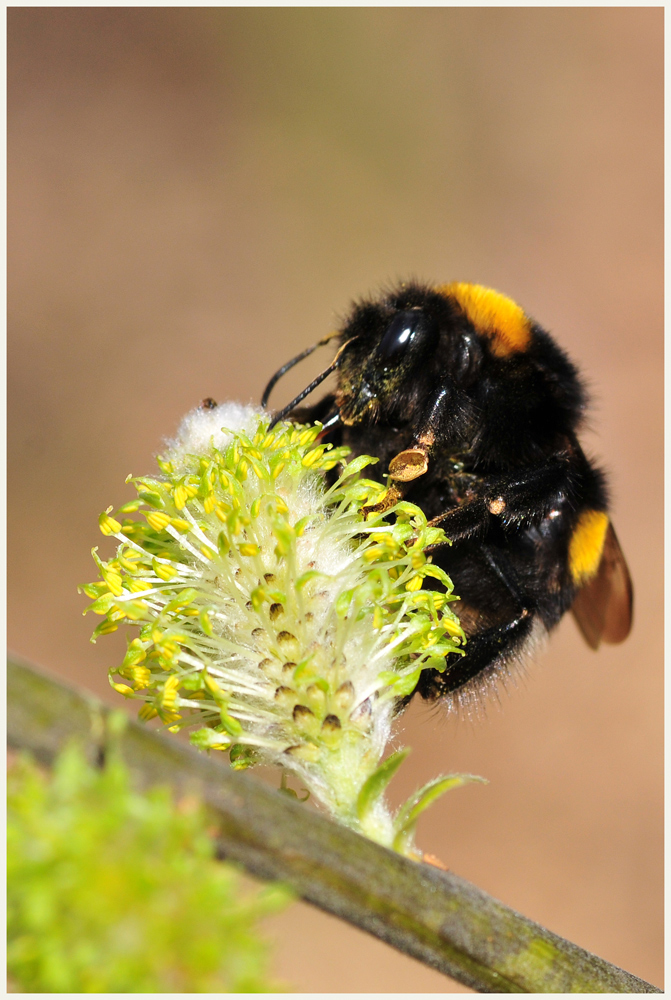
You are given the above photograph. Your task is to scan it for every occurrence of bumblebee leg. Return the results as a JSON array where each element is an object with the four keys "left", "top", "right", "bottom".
[
  {"left": 426, "top": 498, "right": 490, "bottom": 542},
  {"left": 387, "top": 385, "right": 460, "bottom": 484},
  {"left": 479, "top": 543, "right": 526, "bottom": 603},
  {"left": 425, "top": 455, "right": 573, "bottom": 545},
  {"left": 481, "top": 456, "right": 572, "bottom": 528},
  {"left": 417, "top": 545, "right": 536, "bottom": 700},
  {"left": 418, "top": 606, "right": 535, "bottom": 699},
  {"left": 414, "top": 385, "right": 454, "bottom": 449},
  {"left": 363, "top": 393, "right": 458, "bottom": 516}
]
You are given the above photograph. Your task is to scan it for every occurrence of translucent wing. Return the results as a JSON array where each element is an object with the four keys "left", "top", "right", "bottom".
[{"left": 571, "top": 523, "right": 633, "bottom": 649}]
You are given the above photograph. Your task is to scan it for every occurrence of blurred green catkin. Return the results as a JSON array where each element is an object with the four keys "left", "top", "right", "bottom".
[{"left": 7, "top": 741, "right": 291, "bottom": 993}]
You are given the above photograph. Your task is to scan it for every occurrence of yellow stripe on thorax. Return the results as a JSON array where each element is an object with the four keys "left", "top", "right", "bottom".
[
  {"left": 438, "top": 282, "right": 532, "bottom": 357},
  {"left": 569, "top": 509, "right": 609, "bottom": 585}
]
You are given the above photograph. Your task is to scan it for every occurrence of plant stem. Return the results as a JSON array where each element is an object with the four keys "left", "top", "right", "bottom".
[{"left": 7, "top": 654, "right": 661, "bottom": 994}]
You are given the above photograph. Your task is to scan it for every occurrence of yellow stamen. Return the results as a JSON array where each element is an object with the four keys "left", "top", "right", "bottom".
[
  {"left": 110, "top": 680, "right": 134, "bottom": 697},
  {"left": 146, "top": 511, "right": 171, "bottom": 532},
  {"left": 153, "top": 559, "right": 177, "bottom": 581},
  {"left": 239, "top": 543, "right": 260, "bottom": 557},
  {"left": 99, "top": 509, "right": 122, "bottom": 536},
  {"left": 162, "top": 674, "right": 180, "bottom": 709},
  {"left": 170, "top": 519, "right": 191, "bottom": 533}
]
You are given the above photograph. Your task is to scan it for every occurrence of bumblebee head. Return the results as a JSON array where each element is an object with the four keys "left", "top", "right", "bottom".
[
  {"left": 335, "top": 307, "right": 440, "bottom": 425},
  {"left": 334, "top": 283, "right": 495, "bottom": 428},
  {"left": 264, "top": 282, "right": 584, "bottom": 461}
]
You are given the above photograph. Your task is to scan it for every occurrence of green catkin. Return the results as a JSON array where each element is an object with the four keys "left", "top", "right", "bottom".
[{"left": 82, "top": 405, "right": 480, "bottom": 853}]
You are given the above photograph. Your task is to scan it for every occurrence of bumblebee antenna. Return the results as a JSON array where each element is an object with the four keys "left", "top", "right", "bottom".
[
  {"left": 268, "top": 336, "right": 358, "bottom": 430},
  {"left": 261, "top": 331, "right": 341, "bottom": 409}
]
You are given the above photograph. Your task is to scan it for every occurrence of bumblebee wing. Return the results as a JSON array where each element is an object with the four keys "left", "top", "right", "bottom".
[{"left": 571, "top": 523, "right": 633, "bottom": 649}]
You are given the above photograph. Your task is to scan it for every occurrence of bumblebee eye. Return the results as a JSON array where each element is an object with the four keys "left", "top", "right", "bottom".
[{"left": 376, "top": 310, "right": 438, "bottom": 368}]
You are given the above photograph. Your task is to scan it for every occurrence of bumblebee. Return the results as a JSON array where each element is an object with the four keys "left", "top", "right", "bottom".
[{"left": 261, "top": 282, "right": 633, "bottom": 705}]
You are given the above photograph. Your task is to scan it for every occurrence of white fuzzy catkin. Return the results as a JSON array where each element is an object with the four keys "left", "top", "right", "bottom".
[{"left": 85, "top": 405, "right": 470, "bottom": 852}]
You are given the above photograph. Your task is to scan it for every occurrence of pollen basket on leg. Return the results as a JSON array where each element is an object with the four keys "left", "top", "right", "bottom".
[{"left": 439, "top": 282, "right": 532, "bottom": 357}]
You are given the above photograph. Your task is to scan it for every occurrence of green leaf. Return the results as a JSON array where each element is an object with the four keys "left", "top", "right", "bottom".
[
  {"left": 331, "top": 479, "right": 384, "bottom": 502},
  {"left": 292, "top": 657, "right": 320, "bottom": 685},
  {"left": 418, "top": 654, "right": 452, "bottom": 673},
  {"left": 137, "top": 490, "right": 165, "bottom": 510},
  {"left": 116, "top": 499, "right": 143, "bottom": 514},
  {"left": 294, "top": 570, "right": 326, "bottom": 591},
  {"left": 393, "top": 773, "right": 486, "bottom": 854},
  {"left": 421, "top": 563, "right": 452, "bottom": 585},
  {"left": 190, "top": 727, "right": 232, "bottom": 750},
  {"left": 391, "top": 501, "right": 427, "bottom": 523},
  {"left": 179, "top": 673, "right": 206, "bottom": 692},
  {"left": 377, "top": 667, "right": 422, "bottom": 699},
  {"left": 229, "top": 744, "right": 260, "bottom": 770},
  {"left": 272, "top": 521, "right": 294, "bottom": 556},
  {"left": 340, "top": 454, "right": 379, "bottom": 478},
  {"left": 84, "top": 592, "right": 115, "bottom": 615},
  {"left": 78, "top": 581, "right": 108, "bottom": 599},
  {"left": 390, "top": 522, "right": 415, "bottom": 544},
  {"left": 219, "top": 710, "right": 243, "bottom": 737},
  {"left": 199, "top": 608, "right": 214, "bottom": 637},
  {"left": 335, "top": 588, "right": 355, "bottom": 617},
  {"left": 356, "top": 748, "right": 411, "bottom": 823},
  {"left": 164, "top": 588, "right": 198, "bottom": 612},
  {"left": 293, "top": 515, "right": 312, "bottom": 536},
  {"left": 423, "top": 526, "right": 449, "bottom": 546}
]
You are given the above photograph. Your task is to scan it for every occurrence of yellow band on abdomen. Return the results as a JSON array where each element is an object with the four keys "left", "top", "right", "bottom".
[{"left": 569, "top": 509, "right": 609, "bottom": 585}]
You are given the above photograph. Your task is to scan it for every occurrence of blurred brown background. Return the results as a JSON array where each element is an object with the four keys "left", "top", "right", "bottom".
[{"left": 8, "top": 8, "right": 662, "bottom": 992}]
